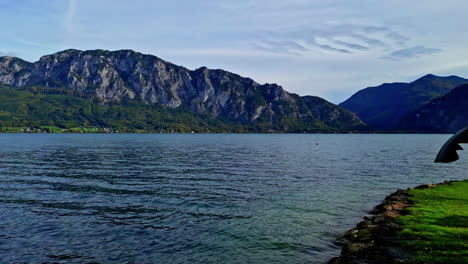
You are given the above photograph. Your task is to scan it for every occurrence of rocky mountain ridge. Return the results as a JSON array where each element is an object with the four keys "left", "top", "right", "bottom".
[{"left": 0, "top": 49, "right": 365, "bottom": 132}]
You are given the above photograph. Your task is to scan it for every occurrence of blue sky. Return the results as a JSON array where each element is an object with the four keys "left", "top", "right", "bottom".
[{"left": 1, "top": 0, "right": 467, "bottom": 103}]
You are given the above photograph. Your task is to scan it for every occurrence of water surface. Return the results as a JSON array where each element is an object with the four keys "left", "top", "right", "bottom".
[{"left": 0, "top": 134, "right": 466, "bottom": 263}]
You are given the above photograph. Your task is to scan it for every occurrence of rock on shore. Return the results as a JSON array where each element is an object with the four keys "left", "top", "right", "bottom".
[{"left": 328, "top": 183, "right": 442, "bottom": 264}]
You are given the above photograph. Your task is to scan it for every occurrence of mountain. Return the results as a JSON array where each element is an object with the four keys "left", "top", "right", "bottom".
[
  {"left": 0, "top": 49, "right": 366, "bottom": 132},
  {"left": 340, "top": 74, "right": 468, "bottom": 130},
  {"left": 399, "top": 84, "right": 468, "bottom": 133},
  {"left": 302, "top": 96, "right": 364, "bottom": 130},
  {"left": 0, "top": 84, "right": 258, "bottom": 133}
]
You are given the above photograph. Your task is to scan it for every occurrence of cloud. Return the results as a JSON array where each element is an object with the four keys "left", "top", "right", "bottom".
[
  {"left": 161, "top": 47, "right": 293, "bottom": 59},
  {"left": 383, "top": 46, "right": 442, "bottom": 60},
  {"left": 255, "top": 39, "right": 309, "bottom": 55},
  {"left": 254, "top": 23, "right": 409, "bottom": 56},
  {"left": 363, "top": 26, "right": 388, "bottom": 33},
  {"left": 315, "top": 44, "right": 352, "bottom": 54},
  {"left": 362, "top": 26, "right": 409, "bottom": 45},
  {"left": 349, "top": 33, "right": 387, "bottom": 47},
  {"left": 65, "top": 0, "right": 77, "bottom": 33},
  {"left": 255, "top": 36, "right": 355, "bottom": 55},
  {"left": 333, "top": 40, "right": 369, "bottom": 50},
  {"left": 385, "top": 32, "right": 409, "bottom": 45}
]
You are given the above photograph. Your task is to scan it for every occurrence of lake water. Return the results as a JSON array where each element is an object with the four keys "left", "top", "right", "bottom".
[{"left": 0, "top": 134, "right": 466, "bottom": 264}]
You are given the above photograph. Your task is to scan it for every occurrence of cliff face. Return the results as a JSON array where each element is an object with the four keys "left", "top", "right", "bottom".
[
  {"left": 340, "top": 74, "right": 468, "bottom": 130},
  {"left": 0, "top": 49, "right": 366, "bottom": 131},
  {"left": 399, "top": 84, "right": 468, "bottom": 133}
]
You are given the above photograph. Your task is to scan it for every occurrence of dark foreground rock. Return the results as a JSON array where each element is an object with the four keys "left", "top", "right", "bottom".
[{"left": 328, "top": 182, "right": 456, "bottom": 264}]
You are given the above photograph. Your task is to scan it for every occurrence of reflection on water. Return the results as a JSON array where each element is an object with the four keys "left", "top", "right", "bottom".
[{"left": 0, "top": 134, "right": 466, "bottom": 263}]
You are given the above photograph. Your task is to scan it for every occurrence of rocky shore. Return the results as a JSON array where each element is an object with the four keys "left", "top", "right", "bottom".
[{"left": 328, "top": 182, "right": 449, "bottom": 264}]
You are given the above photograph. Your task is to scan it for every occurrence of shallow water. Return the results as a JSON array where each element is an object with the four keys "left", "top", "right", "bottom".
[{"left": 0, "top": 134, "right": 466, "bottom": 263}]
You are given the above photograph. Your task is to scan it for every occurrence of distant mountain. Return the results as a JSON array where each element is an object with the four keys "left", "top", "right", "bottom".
[
  {"left": 0, "top": 49, "right": 366, "bottom": 132},
  {"left": 340, "top": 74, "right": 468, "bottom": 130},
  {"left": 399, "top": 84, "right": 468, "bottom": 133},
  {"left": 302, "top": 96, "right": 364, "bottom": 130}
]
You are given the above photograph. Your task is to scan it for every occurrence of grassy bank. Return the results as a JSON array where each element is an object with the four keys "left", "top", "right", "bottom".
[
  {"left": 330, "top": 180, "right": 467, "bottom": 264},
  {"left": 397, "top": 180, "right": 468, "bottom": 263}
]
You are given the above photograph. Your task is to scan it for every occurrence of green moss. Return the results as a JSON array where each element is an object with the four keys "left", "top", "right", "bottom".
[{"left": 397, "top": 180, "right": 468, "bottom": 264}]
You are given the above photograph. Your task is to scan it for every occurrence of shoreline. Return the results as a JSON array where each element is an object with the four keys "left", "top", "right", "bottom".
[
  {"left": 328, "top": 181, "right": 461, "bottom": 264},
  {"left": 0, "top": 130, "right": 455, "bottom": 135}
]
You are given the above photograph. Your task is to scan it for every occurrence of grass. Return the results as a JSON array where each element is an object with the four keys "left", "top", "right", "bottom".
[{"left": 397, "top": 180, "right": 468, "bottom": 263}]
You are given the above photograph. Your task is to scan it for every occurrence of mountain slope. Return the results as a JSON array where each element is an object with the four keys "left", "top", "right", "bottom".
[
  {"left": 302, "top": 96, "right": 366, "bottom": 130},
  {"left": 399, "top": 84, "right": 468, "bottom": 133},
  {"left": 0, "top": 84, "right": 263, "bottom": 133},
  {"left": 340, "top": 74, "right": 468, "bottom": 130},
  {"left": 0, "top": 49, "right": 366, "bottom": 132}
]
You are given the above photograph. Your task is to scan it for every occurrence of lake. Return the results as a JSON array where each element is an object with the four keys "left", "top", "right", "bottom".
[{"left": 0, "top": 134, "right": 466, "bottom": 264}]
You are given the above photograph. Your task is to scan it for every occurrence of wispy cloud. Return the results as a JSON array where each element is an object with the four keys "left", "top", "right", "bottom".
[
  {"left": 252, "top": 22, "right": 445, "bottom": 62},
  {"left": 349, "top": 33, "right": 387, "bottom": 47},
  {"left": 383, "top": 46, "right": 442, "bottom": 60},
  {"left": 333, "top": 40, "right": 369, "bottom": 51},
  {"left": 254, "top": 23, "right": 409, "bottom": 56},
  {"left": 385, "top": 32, "right": 409, "bottom": 45},
  {"left": 314, "top": 43, "right": 352, "bottom": 54},
  {"left": 65, "top": 0, "right": 77, "bottom": 33},
  {"left": 160, "top": 47, "right": 293, "bottom": 58},
  {"left": 362, "top": 26, "right": 388, "bottom": 34},
  {"left": 255, "top": 39, "right": 309, "bottom": 55}
]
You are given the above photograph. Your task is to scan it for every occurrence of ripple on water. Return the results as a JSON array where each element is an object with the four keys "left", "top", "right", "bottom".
[{"left": 0, "top": 134, "right": 466, "bottom": 264}]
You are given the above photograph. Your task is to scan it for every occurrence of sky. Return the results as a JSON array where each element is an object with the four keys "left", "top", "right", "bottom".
[{"left": 1, "top": 0, "right": 467, "bottom": 103}]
